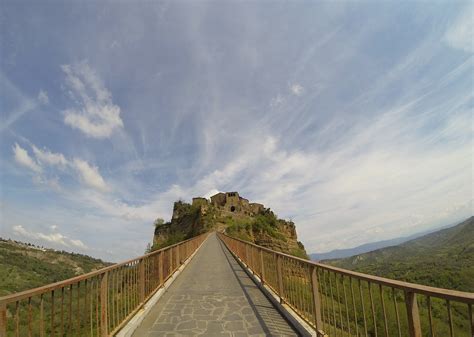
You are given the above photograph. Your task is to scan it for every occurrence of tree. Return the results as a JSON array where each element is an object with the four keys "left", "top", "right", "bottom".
[{"left": 153, "top": 218, "right": 165, "bottom": 228}]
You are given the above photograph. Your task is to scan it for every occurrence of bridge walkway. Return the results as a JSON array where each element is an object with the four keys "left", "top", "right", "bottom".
[{"left": 132, "top": 232, "right": 299, "bottom": 336}]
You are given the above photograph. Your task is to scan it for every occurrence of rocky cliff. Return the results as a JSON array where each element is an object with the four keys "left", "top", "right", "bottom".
[{"left": 153, "top": 192, "right": 307, "bottom": 258}]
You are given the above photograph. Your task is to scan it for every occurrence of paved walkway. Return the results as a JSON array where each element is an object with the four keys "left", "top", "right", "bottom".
[{"left": 132, "top": 233, "right": 299, "bottom": 337}]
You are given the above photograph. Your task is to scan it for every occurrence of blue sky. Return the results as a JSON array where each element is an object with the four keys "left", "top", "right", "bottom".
[{"left": 1, "top": 1, "right": 472, "bottom": 262}]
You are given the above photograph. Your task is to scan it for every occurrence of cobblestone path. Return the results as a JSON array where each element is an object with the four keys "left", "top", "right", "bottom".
[{"left": 132, "top": 233, "right": 299, "bottom": 336}]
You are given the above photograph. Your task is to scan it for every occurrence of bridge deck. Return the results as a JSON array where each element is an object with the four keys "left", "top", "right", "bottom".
[{"left": 132, "top": 233, "right": 299, "bottom": 336}]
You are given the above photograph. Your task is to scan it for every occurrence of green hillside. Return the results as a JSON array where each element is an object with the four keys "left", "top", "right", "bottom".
[
  {"left": 325, "top": 217, "right": 474, "bottom": 292},
  {"left": 0, "top": 238, "right": 111, "bottom": 297}
]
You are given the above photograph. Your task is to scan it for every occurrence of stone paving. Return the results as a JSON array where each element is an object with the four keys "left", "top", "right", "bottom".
[{"left": 132, "top": 233, "right": 299, "bottom": 337}]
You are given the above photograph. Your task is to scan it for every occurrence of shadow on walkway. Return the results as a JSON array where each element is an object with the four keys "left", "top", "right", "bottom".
[{"left": 217, "top": 238, "right": 299, "bottom": 336}]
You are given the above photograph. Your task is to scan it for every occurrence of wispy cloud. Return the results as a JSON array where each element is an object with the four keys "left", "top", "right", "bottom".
[
  {"left": 72, "top": 159, "right": 109, "bottom": 192},
  {"left": 13, "top": 143, "right": 42, "bottom": 173},
  {"left": 13, "top": 225, "right": 88, "bottom": 250},
  {"left": 0, "top": 74, "right": 37, "bottom": 132},
  {"left": 62, "top": 62, "right": 123, "bottom": 138},
  {"left": 32, "top": 145, "right": 68, "bottom": 167},
  {"left": 12, "top": 142, "right": 109, "bottom": 193},
  {"left": 37, "top": 90, "right": 49, "bottom": 105},
  {"left": 443, "top": 3, "right": 474, "bottom": 52},
  {"left": 270, "top": 94, "right": 285, "bottom": 108}
]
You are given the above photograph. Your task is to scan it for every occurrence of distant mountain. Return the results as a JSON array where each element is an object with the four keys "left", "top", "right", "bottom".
[
  {"left": 325, "top": 217, "right": 474, "bottom": 292},
  {"left": 310, "top": 221, "right": 458, "bottom": 260},
  {"left": 0, "top": 238, "right": 111, "bottom": 296},
  {"left": 310, "top": 236, "right": 414, "bottom": 261}
]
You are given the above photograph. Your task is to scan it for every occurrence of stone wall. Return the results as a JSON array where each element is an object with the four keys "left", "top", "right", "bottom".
[
  {"left": 210, "top": 193, "right": 226, "bottom": 207},
  {"left": 249, "top": 203, "right": 264, "bottom": 215}
]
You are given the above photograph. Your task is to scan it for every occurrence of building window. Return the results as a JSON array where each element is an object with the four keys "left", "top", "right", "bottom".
[{"left": 230, "top": 206, "right": 236, "bottom": 212}]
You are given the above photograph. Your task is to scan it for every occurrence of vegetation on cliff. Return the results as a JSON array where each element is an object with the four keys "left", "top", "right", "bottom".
[
  {"left": 152, "top": 201, "right": 208, "bottom": 249},
  {"left": 152, "top": 193, "right": 308, "bottom": 258},
  {"left": 223, "top": 210, "right": 307, "bottom": 258}
]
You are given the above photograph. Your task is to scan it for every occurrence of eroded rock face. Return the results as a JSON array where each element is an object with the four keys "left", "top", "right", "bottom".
[{"left": 152, "top": 192, "right": 307, "bottom": 259}]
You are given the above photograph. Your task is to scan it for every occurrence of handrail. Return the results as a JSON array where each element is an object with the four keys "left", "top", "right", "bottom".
[
  {"left": 0, "top": 232, "right": 209, "bottom": 337},
  {"left": 218, "top": 232, "right": 474, "bottom": 337},
  {"left": 0, "top": 234, "right": 202, "bottom": 305},
  {"left": 220, "top": 233, "right": 474, "bottom": 303}
]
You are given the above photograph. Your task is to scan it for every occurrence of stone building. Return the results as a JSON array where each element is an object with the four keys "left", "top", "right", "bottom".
[
  {"left": 249, "top": 202, "right": 264, "bottom": 215},
  {"left": 191, "top": 191, "right": 265, "bottom": 217},
  {"left": 192, "top": 197, "right": 208, "bottom": 208},
  {"left": 210, "top": 193, "right": 226, "bottom": 207}
]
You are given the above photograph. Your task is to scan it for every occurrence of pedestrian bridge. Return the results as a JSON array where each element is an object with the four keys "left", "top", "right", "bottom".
[{"left": 1, "top": 232, "right": 473, "bottom": 337}]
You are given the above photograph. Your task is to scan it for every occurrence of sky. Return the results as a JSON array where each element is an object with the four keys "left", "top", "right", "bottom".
[{"left": 0, "top": 1, "right": 472, "bottom": 262}]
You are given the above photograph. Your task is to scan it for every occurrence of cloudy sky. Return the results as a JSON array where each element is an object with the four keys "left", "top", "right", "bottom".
[{"left": 1, "top": 1, "right": 472, "bottom": 262}]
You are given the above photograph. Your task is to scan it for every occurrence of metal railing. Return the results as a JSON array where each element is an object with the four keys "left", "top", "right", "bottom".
[
  {"left": 218, "top": 233, "right": 474, "bottom": 337},
  {"left": 0, "top": 233, "right": 208, "bottom": 337}
]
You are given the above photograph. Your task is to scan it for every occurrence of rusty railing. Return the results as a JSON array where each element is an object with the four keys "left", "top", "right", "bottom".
[
  {"left": 0, "top": 233, "right": 208, "bottom": 337},
  {"left": 218, "top": 233, "right": 474, "bottom": 337}
]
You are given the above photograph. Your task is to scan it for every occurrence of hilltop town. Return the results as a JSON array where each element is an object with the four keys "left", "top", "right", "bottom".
[{"left": 153, "top": 191, "right": 307, "bottom": 258}]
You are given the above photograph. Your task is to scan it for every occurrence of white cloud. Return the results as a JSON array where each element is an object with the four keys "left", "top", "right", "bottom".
[
  {"left": 12, "top": 225, "right": 30, "bottom": 237},
  {"left": 14, "top": 142, "right": 110, "bottom": 193},
  {"left": 37, "top": 90, "right": 49, "bottom": 105},
  {"left": 12, "top": 225, "right": 88, "bottom": 250},
  {"left": 72, "top": 158, "right": 109, "bottom": 192},
  {"left": 290, "top": 83, "right": 304, "bottom": 96},
  {"left": 12, "top": 143, "right": 42, "bottom": 173},
  {"left": 62, "top": 62, "right": 123, "bottom": 138},
  {"left": 37, "top": 232, "right": 68, "bottom": 246},
  {"left": 270, "top": 94, "right": 285, "bottom": 108},
  {"left": 203, "top": 189, "right": 220, "bottom": 199},
  {"left": 32, "top": 145, "right": 68, "bottom": 167},
  {"left": 69, "top": 239, "right": 88, "bottom": 249},
  {"left": 443, "top": 4, "right": 474, "bottom": 53}
]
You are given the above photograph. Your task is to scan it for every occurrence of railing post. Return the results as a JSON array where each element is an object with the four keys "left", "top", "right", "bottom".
[
  {"left": 260, "top": 249, "right": 265, "bottom": 285},
  {"left": 245, "top": 245, "right": 250, "bottom": 267},
  {"left": 0, "top": 302, "right": 6, "bottom": 337},
  {"left": 405, "top": 291, "right": 422, "bottom": 337},
  {"left": 177, "top": 245, "right": 181, "bottom": 265},
  {"left": 250, "top": 246, "right": 255, "bottom": 274},
  {"left": 100, "top": 272, "right": 108, "bottom": 337},
  {"left": 139, "top": 258, "right": 145, "bottom": 303},
  {"left": 311, "top": 266, "right": 325, "bottom": 336},
  {"left": 276, "top": 253, "right": 284, "bottom": 303},
  {"left": 169, "top": 248, "right": 173, "bottom": 275},
  {"left": 159, "top": 252, "right": 164, "bottom": 286}
]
